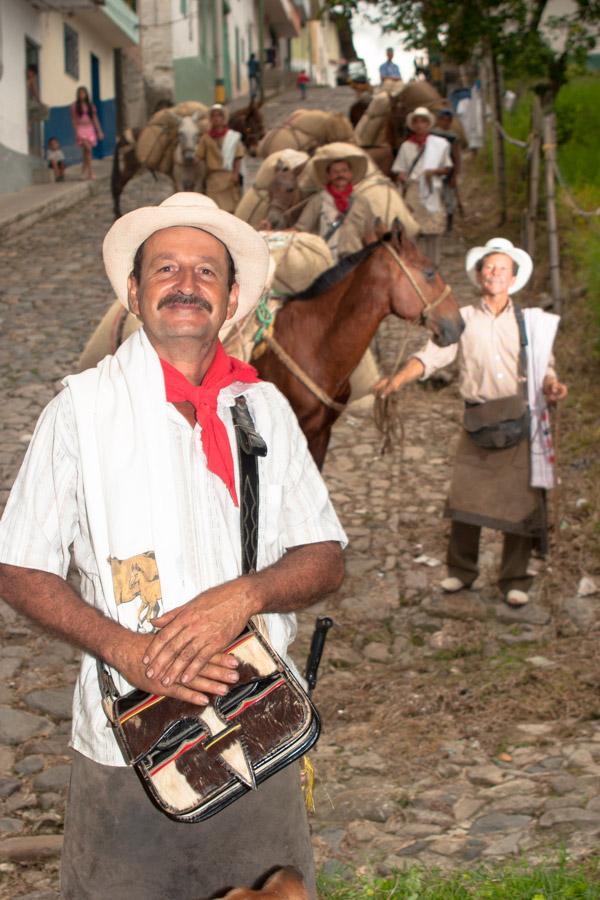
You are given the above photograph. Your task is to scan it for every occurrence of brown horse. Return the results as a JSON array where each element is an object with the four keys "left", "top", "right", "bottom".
[
  {"left": 229, "top": 100, "right": 265, "bottom": 156},
  {"left": 264, "top": 162, "right": 306, "bottom": 229},
  {"left": 254, "top": 223, "right": 464, "bottom": 468}
]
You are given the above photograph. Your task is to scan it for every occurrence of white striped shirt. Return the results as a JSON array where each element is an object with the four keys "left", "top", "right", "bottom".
[{"left": 0, "top": 382, "right": 346, "bottom": 765}]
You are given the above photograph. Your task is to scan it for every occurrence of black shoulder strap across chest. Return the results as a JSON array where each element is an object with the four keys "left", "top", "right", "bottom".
[
  {"left": 231, "top": 396, "right": 267, "bottom": 575},
  {"left": 512, "top": 301, "right": 529, "bottom": 401}
]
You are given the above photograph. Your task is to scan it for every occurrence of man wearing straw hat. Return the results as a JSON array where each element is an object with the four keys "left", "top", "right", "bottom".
[
  {"left": 0, "top": 193, "right": 346, "bottom": 899},
  {"left": 375, "top": 238, "right": 567, "bottom": 607},
  {"left": 294, "top": 149, "right": 374, "bottom": 262},
  {"left": 196, "top": 103, "right": 245, "bottom": 212},
  {"left": 391, "top": 106, "right": 453, "bottom": 268}
]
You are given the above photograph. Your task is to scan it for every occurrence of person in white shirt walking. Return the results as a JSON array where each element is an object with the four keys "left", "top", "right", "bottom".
[
  {"left": 0, "top": 193, "right": 346, "bottom": 899},
  {"left": 391, "top": 106, "right": 453, "bottom": 268},
  {"left": 375, "top": 238, "right": 567, "bottom": 607}
]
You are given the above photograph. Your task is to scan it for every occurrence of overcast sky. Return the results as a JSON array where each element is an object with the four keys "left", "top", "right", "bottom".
[{"left": 349, "top": 3, "right": 417, "bottom": 83}]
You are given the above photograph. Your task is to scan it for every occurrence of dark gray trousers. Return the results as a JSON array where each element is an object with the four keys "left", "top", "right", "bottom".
[
  {"left": 61, "top": 751, "right": 316, "bottom": 900},
  {"left": 447, "top": 520, "right": 533, "bottom": 594}
]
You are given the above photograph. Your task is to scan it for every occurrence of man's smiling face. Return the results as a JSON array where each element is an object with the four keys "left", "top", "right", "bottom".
[
  {"left": 127, "top": 226, "right": 238, "bottom": 352},
  {"left": 477, "top": 252, "right": 517, "bottom": 298}
]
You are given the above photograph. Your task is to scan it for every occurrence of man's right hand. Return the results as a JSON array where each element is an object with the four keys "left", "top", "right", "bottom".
[{"left": 110, "top": 631, "right": 239, "bottom": 706}]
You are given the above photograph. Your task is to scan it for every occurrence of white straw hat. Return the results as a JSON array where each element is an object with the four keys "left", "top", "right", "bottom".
[
  {"left": 465, "top": 237, "right": 533, "bottom": 294},
  {"left": 312, "top": 145, "right": 368, "bottom": 187},
  {"left": 103, "top": 193, "right": 270, "bottom": 332},
  {"left": 406, "top": 106, "right": 436, "bottom": 130}
]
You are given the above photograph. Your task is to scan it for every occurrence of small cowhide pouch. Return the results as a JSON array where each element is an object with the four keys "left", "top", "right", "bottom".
[{"left": 98, "top": 622, "right": 319, "bottom": 822}]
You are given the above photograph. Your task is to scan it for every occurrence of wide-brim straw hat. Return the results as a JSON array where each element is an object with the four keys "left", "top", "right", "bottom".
[
  {"left": 103, "top": 193, "right": 270, "bottom": 334},
  {"left": 312, "top": 147, "right": 368, "bottom": 187},
  {"left": 210, "top": 103, "right": 229, "bottom": 123},
  {"left": 406, "top": 106, "right": 436, "bottom": 130},
  {"left": 465, "top": 237, "right": 533, "bottom": 294}
]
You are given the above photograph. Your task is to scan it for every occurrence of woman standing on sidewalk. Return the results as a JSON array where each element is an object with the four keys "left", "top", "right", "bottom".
[{"left": 70, "top": 87, "right": 103, "bottom": 181}]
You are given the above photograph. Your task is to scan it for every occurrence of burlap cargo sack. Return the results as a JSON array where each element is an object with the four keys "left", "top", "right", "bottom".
[
  {"left": 394, "top": 81, "right": 442, "bottom": 119},
  {"left": 234, "top": 186, "right": 270, "bottom": 227},
  {"left": 259, "top": 231, "right": 333, "bottom": 295},
  {"left": 172, "top": 100, "right": 209, "bottom": 119},
  {"left": 136, "top": 108, "right": 177, "bottom": 170},
  {"left": 253, "top": 148, "right": 310, "bottom": 191},
  {"left": 356, "top": 157, "right": 419, "bottom": 237},
  {"left": 258, "top": 110, "right": 354, "bottom": 158},
  {"left": 354, "top": 91, "right": 391, "bottom": 147}
]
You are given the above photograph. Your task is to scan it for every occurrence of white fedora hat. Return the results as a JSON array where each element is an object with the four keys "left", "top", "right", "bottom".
[
  {"left": 406, "top": 106, "right": 436, "bottom": 130},
  {"left": 465, "top": 237, "right": 533, "bottom": 294},
  {"left": 103, "top": 193, "right": 270, "bottom": 331}
]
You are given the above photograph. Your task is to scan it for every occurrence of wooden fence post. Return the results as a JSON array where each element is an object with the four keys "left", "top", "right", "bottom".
[
  {"left": 490, "top": 52, "right": 507, "bottom": 225},
  {"left": 525, "top": 95, "right": 542, "bottom": 257},
  {"left": 542, "top": 111, "right": 561, "bottom": 313}
]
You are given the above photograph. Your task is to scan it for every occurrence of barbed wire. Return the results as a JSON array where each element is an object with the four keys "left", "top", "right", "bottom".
[
  {"left": 493, "top": 119, "right": 530, "bottom": 149},
  {"left": 553, "top": 162, "right": 600, "bottom": 218}
]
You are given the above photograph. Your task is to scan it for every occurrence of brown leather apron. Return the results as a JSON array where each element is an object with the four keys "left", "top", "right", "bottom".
[{"left": 445, "top": 430, "right": 544, "bottom": 536}]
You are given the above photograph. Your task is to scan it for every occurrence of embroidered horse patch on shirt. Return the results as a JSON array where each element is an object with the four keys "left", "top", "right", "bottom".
[{"left": 108, "top": 551, "right": 163, "bottom": 632}]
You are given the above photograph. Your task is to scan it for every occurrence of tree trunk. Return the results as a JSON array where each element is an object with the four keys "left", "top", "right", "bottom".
[
  {"left": 490, "top": 52, "right": 507, "bottom": 225},
  {"left": 542, "top": 111, "right": 561, "bottom": 312},
  {"left": 525, "top": 95, "right": 542, "bottom": 257}
]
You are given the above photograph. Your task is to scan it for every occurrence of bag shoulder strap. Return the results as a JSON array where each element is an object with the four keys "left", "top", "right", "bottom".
[
  {"left": 322, "top": 197, "right": 352, "bottom": 243},
  {"left": 513, "top": 301, "right": 529, "bottom": 402},
  {"left": 231, "top": 395, "right": 267, "bottom": 575}
]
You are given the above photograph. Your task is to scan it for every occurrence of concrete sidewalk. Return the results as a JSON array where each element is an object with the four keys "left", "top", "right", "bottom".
[{"left": 0, "top": 157, "right": 112, "bottom": 244}]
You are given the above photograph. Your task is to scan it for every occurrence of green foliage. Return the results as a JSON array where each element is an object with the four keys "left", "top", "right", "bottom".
[{"left": 318, "top": 854, "right": 600, "bottom": 898}]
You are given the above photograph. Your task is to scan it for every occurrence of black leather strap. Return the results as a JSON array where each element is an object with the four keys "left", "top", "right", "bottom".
[
  {"left": 231, "top": 396, "right": 267, "bottom": 575},
  {"left": 513, "top": 301, "right": 529, "bottom": 404}
]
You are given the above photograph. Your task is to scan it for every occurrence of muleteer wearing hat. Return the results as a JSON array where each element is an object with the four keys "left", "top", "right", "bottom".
[
  {"left": 391, "top": 106, "right": 453, "bottom": 267},
  {"left": 195, "top": 103, "right": 245, "bottom": 212},
  {"left": 294, "top": 145, "right": 374, "bottom": 262},
  {"left": 375, "top": 238, "right": 567, "bottom": 607},
  {"left": 0, "top": 193, "right": 346, "bottom": 899}
]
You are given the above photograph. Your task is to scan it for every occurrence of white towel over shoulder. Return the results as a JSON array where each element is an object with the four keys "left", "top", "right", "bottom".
[{"left": 523, "top": 307, "right": 560, "bottom": 489}]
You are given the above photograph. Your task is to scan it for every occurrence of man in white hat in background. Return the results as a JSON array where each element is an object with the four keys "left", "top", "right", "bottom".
[
  {"left": 0, "top": 193, "right": 346, "bottom": 899},
  {"left": 196, "top": 103, "right": 245, "bottom": 212},
  {"left": 375, "top": 238, "right": 567, "bottom": 607},
  {"left": 391, "top": 106, "right": 453, "bottom": 268},
  {"left": 293, "top": 150, "right": 374, "bottom": 262}
]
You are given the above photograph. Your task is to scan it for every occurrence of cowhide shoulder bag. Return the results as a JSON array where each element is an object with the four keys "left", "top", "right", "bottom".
[
  {"left": 462, "top": 303, "right": 531, "bottom": 450},
  {"left": 97, "top": 396, "right": 320, "bottom": 822}
]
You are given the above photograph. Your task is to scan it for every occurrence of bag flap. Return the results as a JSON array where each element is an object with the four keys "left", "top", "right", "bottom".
[{"left": 463, "top": 396, "right": 526, "bottom": 432}]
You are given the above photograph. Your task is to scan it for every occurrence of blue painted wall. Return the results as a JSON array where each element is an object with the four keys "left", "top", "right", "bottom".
[{"left": 43, "top": 98, "right": 116, "bottom": 166}]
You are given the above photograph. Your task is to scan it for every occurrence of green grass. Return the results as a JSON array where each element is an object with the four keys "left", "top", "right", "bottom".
[{"left": 318, "top": 855, "right": 600, "bottom": 898}]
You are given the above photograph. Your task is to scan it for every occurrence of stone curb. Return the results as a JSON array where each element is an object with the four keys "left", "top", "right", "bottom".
[{"left": 0, "top": 173, "right": 111, "bottom": 245}]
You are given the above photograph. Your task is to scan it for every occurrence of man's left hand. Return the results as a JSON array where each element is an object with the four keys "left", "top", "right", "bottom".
[
  {"left": 143, "top": 578, "right": 257, "bottom": 688},
  {"left": 543, "top": 376, "right": 568, "bottom": 403}
]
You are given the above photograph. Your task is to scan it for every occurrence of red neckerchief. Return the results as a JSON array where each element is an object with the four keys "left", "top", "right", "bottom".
[
  {"left": 407, "top": 132, "right": 428, "bottom": 145},
  {"left": 326, "top": 181, "right": 353, "bottom": 213},
  {"left": 209, "top": 126, "right": 229, "bottom": 140},
  {"left": 160, "top": 342, "right": 259, "bottom": 506}
]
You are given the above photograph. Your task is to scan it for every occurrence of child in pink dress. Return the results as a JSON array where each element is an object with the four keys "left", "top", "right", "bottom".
[{"left": 70, "top": 86, "right": 104, "bottom": 180}]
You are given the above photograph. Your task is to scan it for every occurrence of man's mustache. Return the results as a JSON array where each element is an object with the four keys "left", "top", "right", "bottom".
[{"left": 157, "top": 292, "right": 213, "bottom": 312}]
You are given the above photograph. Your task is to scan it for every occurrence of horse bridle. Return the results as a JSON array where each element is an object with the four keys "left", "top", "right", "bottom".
[{"left": 381, "top": 241, "right": 451, "bottom": 322}]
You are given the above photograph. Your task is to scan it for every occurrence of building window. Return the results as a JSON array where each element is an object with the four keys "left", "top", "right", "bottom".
[{"left": 64, "top": 24, "right": 79, "bottom": 79}]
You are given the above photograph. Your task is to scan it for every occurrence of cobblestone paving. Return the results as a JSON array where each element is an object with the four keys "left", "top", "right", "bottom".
[{"left": 1, "top": 87, "right": 599, "bottom": 897}]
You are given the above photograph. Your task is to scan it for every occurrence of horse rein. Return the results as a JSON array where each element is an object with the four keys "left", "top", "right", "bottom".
[{"left": 381, "top": 241, "right": 451, "bottom": 322}]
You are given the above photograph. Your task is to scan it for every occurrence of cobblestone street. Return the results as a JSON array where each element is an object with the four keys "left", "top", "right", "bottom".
[{"left": 1, "top": 87, "right": 600, "bottom": 897}]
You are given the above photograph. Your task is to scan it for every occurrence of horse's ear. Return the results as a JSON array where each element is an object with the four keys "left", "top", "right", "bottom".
[
  {"left": 373, "top": 216, "right": 386, "bottom": 241},
  {"left": 391, "top": 217, "right": 403, "bottom": 244}
]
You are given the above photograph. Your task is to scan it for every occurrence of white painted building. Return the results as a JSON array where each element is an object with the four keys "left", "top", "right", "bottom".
[{"left": 0, "top": 0, "right": 139, "bottom": 194}]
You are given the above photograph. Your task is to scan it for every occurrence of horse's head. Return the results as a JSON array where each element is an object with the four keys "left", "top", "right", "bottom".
[
  {"left": 232, "top": 102, "right": 265, "bottom": 156},
  {"left": 266, "top": 161, "right": 303, "bottom": 229},
  {"left": 382, "top": 220, "right": 464, "bottom": 346},
  {"left": 176, "top": 112, "right": 203, "bottom": 165}
]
